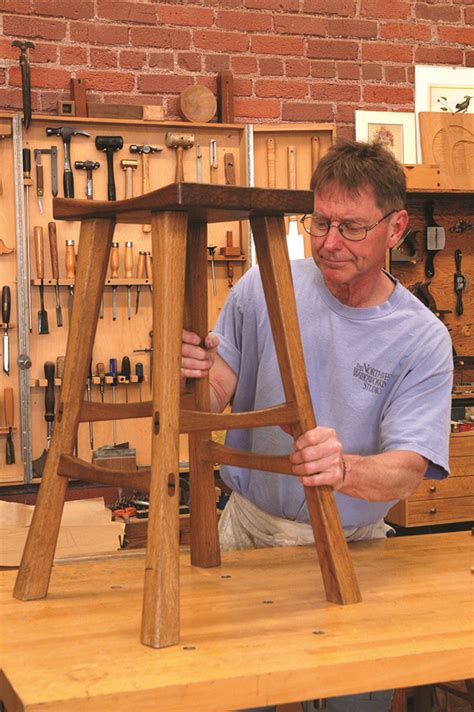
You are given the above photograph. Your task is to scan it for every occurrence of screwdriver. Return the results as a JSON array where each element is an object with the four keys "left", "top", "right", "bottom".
[
  {"left": 96, "top": 361, "right": 106, "bottom": 402},
  {"left": 208, "top": 244, "right": 217, "bottom": 295},
  {"left": 110, "top": 242, "right": 119, "bottom": 321},
  {"left": 86, "top": 358, "right": 94, "bottom": 449},
  {"left": 108, "top": 357, "right": 118, "bottom": 445},
  {"left": 124, "top": 241, "right": 133, "bottom": 319},
  {"left": 4, "top": 387, "right": 15, "bottom": 465},
  {"left": 135, "top": 250, "right": 146, "bottom": 314},
  {"left": 120, "top": 355, "right": 131, "bottom": 403},
  {"left": 135, "top": 361, "right": 144, "bottom": 402},
  {"left": 44, "top": 361, "right": 55, "bottom": 450}
]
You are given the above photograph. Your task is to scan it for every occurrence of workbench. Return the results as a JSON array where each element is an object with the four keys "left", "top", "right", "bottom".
[{"left": 1, "top": 531, "right": 473, "bottom": 711}]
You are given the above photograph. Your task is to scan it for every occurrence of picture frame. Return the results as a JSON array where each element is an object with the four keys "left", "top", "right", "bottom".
[{"left": 355, "top": 110, "right": 417, "bottom": 164}]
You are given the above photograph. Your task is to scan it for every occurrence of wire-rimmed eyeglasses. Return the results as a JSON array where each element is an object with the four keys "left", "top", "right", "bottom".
[{"left": 299, "top": 209, "right": 399, "bottom": 242}]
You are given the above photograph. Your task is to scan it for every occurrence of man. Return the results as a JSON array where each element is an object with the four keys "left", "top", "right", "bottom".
[{"left": 181, "top": 139, "right": 453, "bottom": 709}]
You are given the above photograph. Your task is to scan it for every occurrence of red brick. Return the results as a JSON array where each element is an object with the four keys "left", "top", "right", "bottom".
[
  {"left": 28, "top": 42, "right": 57, "bottom": 63},
  {"left": 310, "top": 61, "right": 337, "bottom": 78},
  {"left": 380, "top": 22, "right": 432, "bottom": 41},
  {"left": 3, "top": 15, "right": 66, "bottom": 40},
  {"left": 194, "top": 30, "right": 249, "bottom": 53},
  {"left": 38, "top": 90, "right": 64, "bottom": 113},
  {"left": 205, "top": 54, "right": 231, "bottom": 72},
  {"left": 416, "top": 4, "right": 461, "bottom": 23},
  {"left": 234, "top": 97, "right": 280, "bottom": 119},
  {"left": 251, "top": 35, "right": 304, "bottom": 56},
  {"left": 149, "top": 53, "right": 175, "bottom": 71},
  {"left": 60, "top": 46, "right": 88, "bottom": 66},
  {"left": 337, "top": 62, "right": 361, "bottom": 80},
  {"left": 466, "top": 50, "right": 474, "bottom": 67},
  {"left": 363, "top": 85, "right": 413, "bottom": 105},
  {"left": 362, "top": 43, "right": 413, "bottom": 63},
  {"left": 360, "top": 0, "right": 410, "bottom": 19},
  {"left": 310, "top": 82, "right": 360, "bottom": 102},
  {"left": 131, "top": 27, "right": 191, "bottom": 50},
  {"left": 231, "top": 56, "right": 258, "bottom": 74},
  {"left": 336, "top": 124, "right": 354, "bottom": 140},
  {"left": 138, "top": 74, "right": 191, "bottom": 94},
  {"left": 177, "top": 53, "right": 202, "bottom": 72},
  {"left": 233, "top": 78, "right": 253, "bottom": 96},
  {"left": 245, "top": 0, "right": 299, "bottom": 9},
  {"left": 286, "top": 59, "right": 311, "bottom": 77},
  {"left": 384, "top": 65, "right": 407, "bottom": 83},
  {"left": 303, "top": 0, "right": 355, "bottom": 16},
  {"left": 335, "top": 103, "right": 359, "bottom": 123},
  {"left": 362, "top": 63, "right": 383, "bottom": 80},
  {"left": 34, "top": 0, "right": 94, "bottom": 19},
  {"left": 0, "top": 0, "right": 31, "bottom": 12},
  {"left": 438, "top": 26, "right": 474, "bottom": 45},
  {"left": 0, "top": 87, "right": 25, "bottom": 110},
  {"left": 97, "top": 0, "right": 157, "bottom": 24},
  {"left": 158, "top": 5, "right": 214, "bottom": 27},
  {"left": 282, "top": 102, "right": 334, "bottom": 122},
  {"left": 326, "top": 19, "right": 378, "bottom": 39},
  {"left": 70, "top": 22, "right": 129, "bottom": 46},
  {"left": 308, "top": 39, "right": 358, "bottom": 60},
  {"left": 10, "top": 65, "right": 69, "bottom": 89},
  {"left": 259, "top": 58, "right": 284, "bottom": 75},
  {"left": 0, "top": 68, "right": 6, "bottom": 85},
  {"left": 77, "top": 70, "right": 135, "bottom": 93},
  {"left": 119, "top": 50, "right": 147, "bottom": 70},
  {"left": 90, "top": 48, "right": 118, "bottom": 69},
  {"left": 0, "top": 39, "right": 20, "bottom": 61},
  {"left": 255, "top": 79, "right": 309, "bottom": 99},
  {"left": 466, "top": 7, "right": 474, "bottom": 25},
  {"left": 217, "top": 10, "right": 272, "bottom": 31},
  {"left": 273, "top": 15, "right": 326, "bottom": 36},
  {"left": 414, "top": 46, "right": 464, "bottom": 65}
]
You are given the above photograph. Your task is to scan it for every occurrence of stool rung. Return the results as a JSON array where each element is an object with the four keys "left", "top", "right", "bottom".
[
  {"left": 180, "top": 401, "right": 299, "bottom": 433},
  {"left": 58, "top": 454, "right": 151, "bottom": 490},
  {"left": 200, "top": 440, "right": 296, "bottom": 475},
  {"left": 79, "top": 400, "right": 151, "bottom": 423}
]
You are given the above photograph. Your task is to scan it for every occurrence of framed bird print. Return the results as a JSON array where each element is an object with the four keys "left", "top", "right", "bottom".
[{"left": 355, "top": 111, "right": 417, "bottom": 164}]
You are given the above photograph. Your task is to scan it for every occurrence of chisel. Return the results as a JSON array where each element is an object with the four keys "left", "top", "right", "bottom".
[
  {"left": 145, "top": 251, "right": 153, "bottom": 294},
  {"left": 108, "top": 357, "right": 118, "bottom": 445},
  {"left": 48, "top": 221, "right": 63, "bottom": 326},
  {"left": 65, "top": 239, "right": 76, "bottom": 318},
  {"left": 110, "top": 242, "right": 119, "bottom": 321},
  {"left": 4, "top": 387, "right": 15, "bottom": 465},
  {"left": 44, "top": 361, "right": 55, "bottom": 450},
  {"left": 2, "top": 285, "right": 10, "bottom": 375},
  {"left": 34, "top": 226, "right": 49, "bottom": 334},
  {"left": 124, "top": 241, "right": 133, "bottom": 320},
  {"left": 135, "top": 250, "right": 146, "bottom": 314}
]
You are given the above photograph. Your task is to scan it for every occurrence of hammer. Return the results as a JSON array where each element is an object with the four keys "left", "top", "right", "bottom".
[
  {"left": 46, "top": 126, "right": 90, "bottom": 198},
  {"left": 129, "top": 144, "right": 162, "bottom": 231},
  {"left": 120, "top": 159, "right": 138, "bottom": 199},
  {"left": 74, "top": 160, "right": 100, "bottom": 200},
  {"left": 95, "top": 135, "right": 123, "bottom": 201},
  {"left": 165, "top": 132, "right": 194, "bottom": 182}
]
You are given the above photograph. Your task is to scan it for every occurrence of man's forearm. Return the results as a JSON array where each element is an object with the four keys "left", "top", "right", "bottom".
[{"left": 341, "top": 450, "right": 427, "bottom": 502}]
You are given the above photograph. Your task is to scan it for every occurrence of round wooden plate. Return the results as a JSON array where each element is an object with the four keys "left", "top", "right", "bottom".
[{"left": 178, "top": 85, "right": 217, "bottom": 123}]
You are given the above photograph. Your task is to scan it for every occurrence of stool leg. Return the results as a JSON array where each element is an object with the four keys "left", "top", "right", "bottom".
[
  {"left": 185, "top": 221, "right": 220, "bottom": 568},
  {"left": 141, "top": 210, "right": 187, "bottom": 648},
  {"left": 250, "top": 215, "right": 361, "bottom": 605},
  {"left": 14, "top": 218, "right": 115, "bottom": 601}
]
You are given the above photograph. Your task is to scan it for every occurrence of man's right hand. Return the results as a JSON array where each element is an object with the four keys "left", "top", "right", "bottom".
[{"left": 181, "top": 329, "right": 219, "bottom": 380}]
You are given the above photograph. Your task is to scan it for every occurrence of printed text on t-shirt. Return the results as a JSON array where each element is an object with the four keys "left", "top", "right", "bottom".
[{"left": 353, "top": 362, "right": 393, "bottom": 394}]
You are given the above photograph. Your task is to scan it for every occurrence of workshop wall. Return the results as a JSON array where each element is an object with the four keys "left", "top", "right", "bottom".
[{"left": 0, "top": 1, "right": 473, "bottom": 136}]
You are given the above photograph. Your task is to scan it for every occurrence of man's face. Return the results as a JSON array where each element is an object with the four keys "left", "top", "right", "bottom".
[{"left": 311, "top": 183, "right": 407, "bottom": 297}]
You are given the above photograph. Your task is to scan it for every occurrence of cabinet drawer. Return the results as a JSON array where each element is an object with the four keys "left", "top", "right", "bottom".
[
  {"left": 413, "top": 476, "right": 474, "bottom": 500},
  {"left": 450, "top": 432, "right": 474, "bottom": 457},
  {"left": 404, "top": 497, "right": 474, "bottom": 526},
  {"left": 450, "top": 456, "right": 474, "bottom": 477}
]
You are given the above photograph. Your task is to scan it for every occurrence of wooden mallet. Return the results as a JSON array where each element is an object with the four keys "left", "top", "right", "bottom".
[{"left": 165, "top": 132, "right": 194, "bottom": 182}]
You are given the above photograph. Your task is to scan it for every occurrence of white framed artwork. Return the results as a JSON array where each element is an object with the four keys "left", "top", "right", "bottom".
[{"left": 355, "top": 110, "right": 417, "bottom": 164}]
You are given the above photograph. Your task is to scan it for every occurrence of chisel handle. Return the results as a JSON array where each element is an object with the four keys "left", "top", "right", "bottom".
[
  {"left": 65, "top": 240, "right": 76, "bottom": 279},
  {"left": 2, "top": 286, "right": 11, "bottom": 326},
  {"left": 311, "top": 135, "right": 320, "bottom": 173},
  {"left": 135, "top": 362, "right": 144, "bottom": 382},
  {"left": 124, "top": 241, "right": 133, "bottom": 278},
  {"left": 4, "top": 387, "right": 14, "bottom": 428},
  {"left": 287, "top": 146, "right": 297, "bottom": 190},
  {"left": 267, "top": 138, "right": 276, "bottom": 188},
  {"left": 36, "top": 162, "right": 44, "bottom": 197},
  {"left": 23, "top": 148, "right": 31, "bottom": 177},
  {"left": 44, "top": 361, "right": 55, "bottom": 425},
  {"left": 136, "top": 250, "right": 146, "bottom": 278},
  {"left": 142, "top": 153, "right": 150, "bottom": 194},
  {"left": 48, "top": 221, "right": 59, "bottom": 280},
  {"left": 145, "top": 252, "right": 153, "bottom": 279},
  {"left": 110, "top": 242, "right": 119, "bottom": 278},
  {"left": 34, "top": 226, "right": 45, "bottom": 280},
  {"left": 121, "top": 355, "right": 131, "bottom": 381}
]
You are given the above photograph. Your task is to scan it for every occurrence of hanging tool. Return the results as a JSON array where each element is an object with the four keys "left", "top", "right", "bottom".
[
  {"left": 110, "top": 241, "right": 119, "bottom": 321},
  {"left": 2, "top": 286, "right": 10, "bottom": 375},
  {"left": 124, "top": 241, "right": 133, "bottom": 319},
  {"left": 267, "top": 138, "right": 276, "bottom": 188},
  {"left": 56, "top": 355, "right": 65, "bottom": 380},
  {"left": 44, "top": 361, "right": 55, "bottom": 450},
  {"left": 165, "top": 132, "right": 194, "bottom": 182},
  {"left": 120, "top": 159, "right": 138, "bottom": 199},
  {"left": 133, "top": 331, "right": 153, "bottom": 387},
  {"left": 95, "top": 135, "right": 123, "bottom": 201},
  {"left": 286, "top": 146, "right": 305, "bottom": 260},
  {"left": 135, "top": 250, "right": 146, "bottom": 314},
  {"left": 4, "top": 387, "right": 15, "bottom": 465},
  {"left": 34, "top": 146, "right": 58, "bottom": 199},
  {"left": 424, "top": 200, "right": 446, "bottom": 278},
  {"left": 311, "top": 135, "right": 321, "bottom": 174},
  {"left": 224, "top": 152, "right": 235, "bottom": 185},
  {"left": 108, "top": 357, "right": 118, "bottom": 446},
  {"left": 96, "top": 362, "right": 106, "bottom": 402},
  {"left": 135, "top": 362, "right": 144, "bottom": 402},
  {"left": 11, "top": 40, "right": 35, "bottom": 129},
  {"left": 86, "top": 359, "right": 94, "bottom": 449},
  {"left": 34, "top": 149, "right": 45, "bottom": 214},
  {"left": 209, "top": 138, "right": 218, "bottom": 184},
  {"left": 23, "top": 148, "right": 33, "bottom": 332},
  {"left": 196, "top": 143, "right": 203, "bottom": 182},
  {"left": 65, "top": 239, "right": 76, "bottom": 318},
  {"left": 48, "top": 221, "right": 63, "bottom": 327},
  {"left": 145, "top": 251, "right": 153, "bottom": 294},
  {"left": 207, "top": 245, "right": 217, "bottom": 296},
  {"left": 45, "top": 126, "right": 90, "bottom": 198},
  {"left": 454, "top": 249, "right": 467, "bottom": 316},
  {"left": 74, "top": 160, "right": 100, "bottom": 200},
  {"left": 120, "top": 356, "right": 131, "bottom": 403},
  {"left": 33, "top": 226, "right": 49, "bottom": 335},
  {"left": 129, "top": 144, "right": 162, "bottom": 232}
]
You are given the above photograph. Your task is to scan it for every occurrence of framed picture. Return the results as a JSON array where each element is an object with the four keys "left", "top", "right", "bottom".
[{"left": 355, "top": 110, "right": 417, "bottom": 164}]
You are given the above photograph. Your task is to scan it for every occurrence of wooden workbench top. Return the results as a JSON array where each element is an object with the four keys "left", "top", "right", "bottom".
[{"left": 1, "top": 531, "right": 473, "bottom": 711}]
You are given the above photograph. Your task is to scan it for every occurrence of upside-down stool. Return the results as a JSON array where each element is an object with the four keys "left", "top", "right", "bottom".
[{"left": 14, "top": 183, "right": 361, "bottom": 648}]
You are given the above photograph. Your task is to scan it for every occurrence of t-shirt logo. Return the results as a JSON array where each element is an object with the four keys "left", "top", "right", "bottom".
[{"left": 353, "top": 362, "right": 394, "bottom": 394}]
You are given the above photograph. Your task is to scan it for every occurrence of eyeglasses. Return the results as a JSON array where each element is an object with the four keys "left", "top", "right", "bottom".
[{"left": 300, "top": 209, "right": 399, "bottom": 242}]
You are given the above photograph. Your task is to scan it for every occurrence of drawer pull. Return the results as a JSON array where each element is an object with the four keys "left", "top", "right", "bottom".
[
  {"left": 429, "top": 486, "right": 437, "bottom": 493},
  {"left": 430, "top": 507, "right": 437, "bottom": 514}
]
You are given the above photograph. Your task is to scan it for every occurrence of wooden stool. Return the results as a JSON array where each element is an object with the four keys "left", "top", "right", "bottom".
[{"left": 14, "top": 183, "right": 361, "bottom": 648}]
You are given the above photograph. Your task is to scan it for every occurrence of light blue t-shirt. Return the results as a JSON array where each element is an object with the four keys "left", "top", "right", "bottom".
[{"left": 214, "top": 259, "right": 453, "bottom": 528}]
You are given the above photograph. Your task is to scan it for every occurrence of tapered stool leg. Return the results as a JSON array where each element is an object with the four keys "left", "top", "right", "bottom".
[
  {"left": 141, "top": 210, "right": 188, "bottom": 648},
  {"left": 14, "top": 218, "right": 116, "bottom": 601},
  {"left": 250, "top": 214, "right": 361, "bottom": 605},
  {"left": 185, "top": 221, "right": 220, "bottom": 569}
]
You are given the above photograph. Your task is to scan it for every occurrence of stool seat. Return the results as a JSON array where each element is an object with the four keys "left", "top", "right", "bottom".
[{"left": 15, "top": 183, "right": 361, "bottom": 649}]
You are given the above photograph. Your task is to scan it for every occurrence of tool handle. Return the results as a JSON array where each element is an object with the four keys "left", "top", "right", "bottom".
[
  {"left": 145, "top": 252, "right": 153, "bottom": 279},
  {"left": 4, "top": 387, "right": 14, "bottom": 427},
  {"left": 311, "top": 135, "right": 320, "bottom": 173},
  {"left": 455, "top": 248, "right": 462, "bottom": 273},
  {"left": 425, "top": 251, "right": 435, "bottom": 279},
  {"left": 106, "top": 151, "right": 116, "bottom": 201},
  {"left": 124, "top": 167, "right": 133, "bottom": 199},
  {"left": 121, "top": 356, "right": 131, "bottom": 380},
  {"left": 65, "top": 240, "right": 76, "bottom": 279},
  {"left": 2, "top": 286, "right": 11, "bottom": 326},
  {"left": 36, "top": 163, "right": 44, "bottom": 196},
  {"left": 142, "top": 153, "right": 150, "bottom": 194},
  {"left": 56, "top": 355, "right": 65, "bottom": 379},
  {"left": 110, "top": 242, "right": 119, "bottom": 278},
  {"left": 33, "top": 226, "right": 44, "bottom": 279},
  {"left": 48, "top": 221, "right": 59, "bottom": 280},
  {"left": 287, "top": 146, "right": 297, "bottom": 190},
  {"left": 135, "top": 362, "right": 144, "bottom": 383},
  {"left": 64, "top": 169, "right": 74, "bottom": 199},
  {"left": 175, "top": 146, "right": 184, "bottom": 182},
  {"left": 267, "top": 138, "right": 276, "bottom": 188},
  {"left": 136, "top": 250, "right": 146, "bottom": 278},
  {"left": 96, "top": 361, "right": 105, "bottom": 380},
  {"left": 124, "top": 242, "right": 133, "bottom": 278},
  {"left": 23, "top": 148, "right": 31, "bottom": 176},
  {"left": 44, "top": 361, "right": 55, "bottom": 424},
  {"left": 109, "top": 357, "right": 117, "bottom": 384}
]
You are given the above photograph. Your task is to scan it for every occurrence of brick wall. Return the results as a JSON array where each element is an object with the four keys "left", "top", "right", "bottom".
[{"left": 0, "top": 0, "right": 472, "bottom": 135}]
